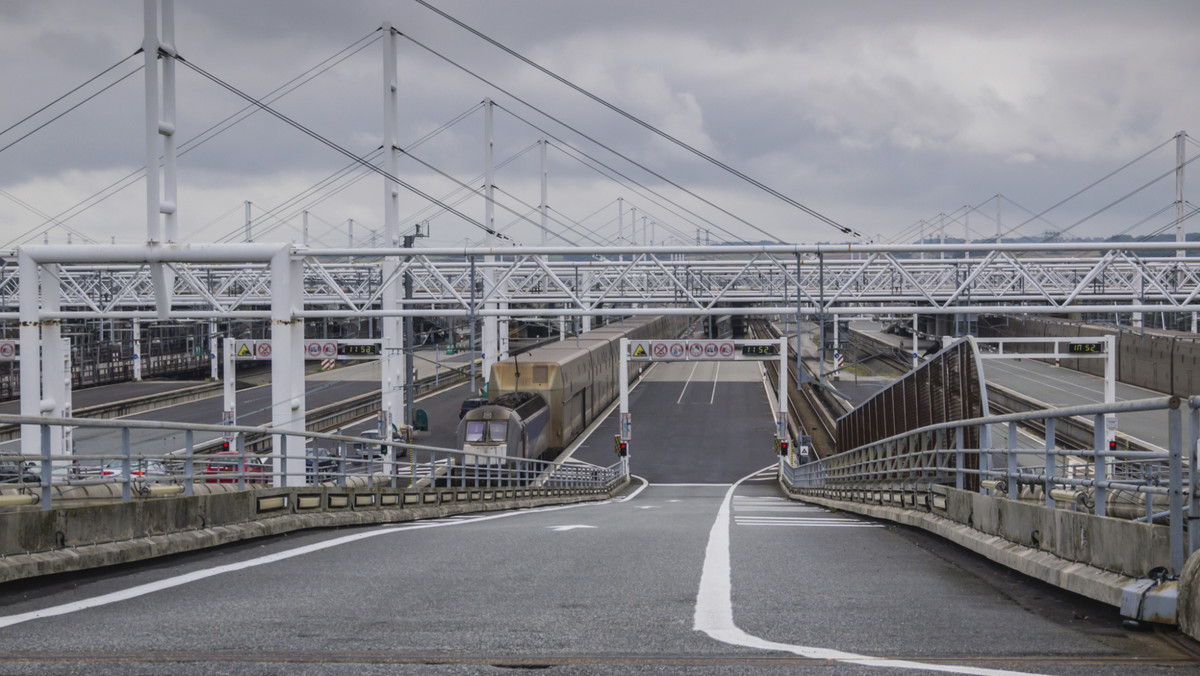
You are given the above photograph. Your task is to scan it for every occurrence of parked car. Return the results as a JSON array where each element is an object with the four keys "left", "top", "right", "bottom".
[
  {"left": 306, "top": 445, "right": 339, "bottom": 483},
  {"left": 0, "top": 460, "right": 39, "bottom": 484},
  {"left": 202, "top": 451, "right": 269, "bottom": 484},
  {"left": 99, "top": 459, "right": 172, "bottom": 478},
  {"left": 458, "top": 397, "right": 487, "bottom": 419}
]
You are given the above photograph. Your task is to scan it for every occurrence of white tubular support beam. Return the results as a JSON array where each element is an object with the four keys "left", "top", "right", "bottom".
[
  {"left": 777, "top": 336, "right": 787, "bottom": 440},
  {"left": 21, "top": 243, "right": 285, "bottom": 264},
  {"left": 380, "top": 21, "right": 404, "bottom": 440},
  {"left": 223, "top": 338, "right": 236, "bottom": 424},
  {"left": 19, "top": 250, "right": 41, "bottom": 460},
  {"left": 270, "top": 249, "right": 306, "bottom": 487}
]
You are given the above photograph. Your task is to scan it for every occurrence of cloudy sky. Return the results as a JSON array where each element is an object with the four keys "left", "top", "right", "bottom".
[{"left": 0, "top": 0, "right": 1197, "bottom": 250}]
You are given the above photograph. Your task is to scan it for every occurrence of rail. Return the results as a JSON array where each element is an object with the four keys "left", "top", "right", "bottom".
[
  {"left": 0, "top": 414, "right": 629, "bottom": 510},
  {"left": 781, "top": 395, "right": 1199, "bottom": 575}
]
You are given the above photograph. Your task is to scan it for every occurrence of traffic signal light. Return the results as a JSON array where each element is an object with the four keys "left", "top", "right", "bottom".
[
  {"left": 221, "top": 440, "right": 231, "bottom": 452},
  {"left": 779, "top": 440, "right": 789, "bottom": 456},
  {"left": 1109, "top": 440, "right": 1117, "bottom": 451},
  {"left": 618, "top": 441, "right": 628, "bottom": 457}
]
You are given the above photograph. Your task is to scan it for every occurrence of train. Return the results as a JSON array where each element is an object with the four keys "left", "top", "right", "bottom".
[
  {"left": 981, "top": 316, "right": 1200, "bottom": 398},
  {"left": 455, "top": 316, "right": 678, "bottom": 465}
]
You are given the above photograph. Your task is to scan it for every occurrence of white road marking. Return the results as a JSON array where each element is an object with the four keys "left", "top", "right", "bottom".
[
  {"left": 548, "top": 525, "right": 597, "bottom": 532},
  {"left": 0, "top": 499, "right": 604, "bottom": 630},
  {"left": 710, "top": 362, "right": 720, "bottom": 404},
  {"left": 694, "top": 467, "right": 1050, "bottom": 676},
  {"left": 677, "top": 362, "right": 700, "bottom": 404}
]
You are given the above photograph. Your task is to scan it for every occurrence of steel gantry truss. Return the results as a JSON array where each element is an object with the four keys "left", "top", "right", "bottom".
[
  {"left": 5, "top": 241, "right": 1200, "bottom": 322},
  {"left": 8, "top": 239, "right": 1200, "bottom": 484}
]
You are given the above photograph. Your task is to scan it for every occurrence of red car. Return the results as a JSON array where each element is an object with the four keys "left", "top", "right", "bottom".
[{"left": 202, "top": 451, "right": 269, "bottom": 484}]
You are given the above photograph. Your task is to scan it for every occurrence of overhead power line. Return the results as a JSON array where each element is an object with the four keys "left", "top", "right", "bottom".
[
  {"left": 175, "top": 56, "right": 512, "bottom": 242},
  {"left": 412, "top": 0, "right": 861, "bottom": 240}
]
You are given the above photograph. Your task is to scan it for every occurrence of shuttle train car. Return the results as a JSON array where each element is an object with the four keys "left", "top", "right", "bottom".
[
  {"left": 456, "top": 316, "right": 676, "bottom": 462},
  {"left": 456, "top": 391, "right": 550, "bottom": 466}
]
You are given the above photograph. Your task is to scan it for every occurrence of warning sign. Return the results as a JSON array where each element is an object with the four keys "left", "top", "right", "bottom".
[
  {"left": 629, "top": 342, "right": 650, "bottom": 360},
  {"left": 235, "top": 341, "right": 255, "bottom": 359}
]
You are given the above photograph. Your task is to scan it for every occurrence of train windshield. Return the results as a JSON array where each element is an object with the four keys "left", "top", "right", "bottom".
[
  {"left": 464, "top": 420, "right": 508, "bottom": 443},
  {"left": 489, "top": 421, "right": 507, "bottom": 441},
  {"left": 464, "top": 421, "right": 486, "bottom": 442}
]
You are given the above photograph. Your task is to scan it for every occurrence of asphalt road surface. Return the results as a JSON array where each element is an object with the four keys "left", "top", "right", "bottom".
[{"left": 1, "top": 360, "right": 1197, "bottom": 674}]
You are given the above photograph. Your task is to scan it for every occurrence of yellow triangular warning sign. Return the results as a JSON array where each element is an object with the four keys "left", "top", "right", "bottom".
[
  {"left": 237, "top": 343, "right": 252, "bottom": 357},
  {"left": 632, "top": 344, "right": 647, "bottom": 357}
]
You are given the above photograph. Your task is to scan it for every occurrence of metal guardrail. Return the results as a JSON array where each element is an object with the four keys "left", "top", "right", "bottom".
[
  {"left": 782, "top": 395, "right": 1199, "bottom": 575},
  {"left": 0, "top": 414, "right": 629, "bottom": 510}
]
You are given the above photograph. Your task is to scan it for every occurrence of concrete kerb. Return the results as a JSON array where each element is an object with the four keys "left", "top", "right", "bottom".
[{"left": 0, "top": 478, "right": 627, "bottom": 584}]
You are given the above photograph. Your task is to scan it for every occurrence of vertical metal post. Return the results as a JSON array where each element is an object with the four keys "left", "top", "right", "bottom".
[
  {"left": 777, "top": 336, "right": 787, "bottom": 441},
  {"left": 481, "top": 99, "right": 500, "bottom": 386},
  {"left": 469, "top": 256, "right": 477, "bottom": 393},
  {"left": 21, "top": 251, "right": 41, "bottom": 463},
  {"left": 1044, "top": 418, "right": 1056, "bottom": 507},
  {"left": 1007, "top": 421, "right": 1018, "bottom": 500},
  {"left": 1093, "top": 413, "right": 1107, "bottom": 517},
  {"left": 122, "top": 427, "right": 131, "bottom": 502},
  {"left": 1189, "top": 400, "right": 1199, "bottom": 556},
  {"left": 912, "top": 314, "right": 918, "bottom": 370},
  {"left": 1168, "top": 404, "right": 1184, "bottom": 574},
  {"left": 980, "top": 422, "right": 993, "bottom": 494},
  {"left": 818, "top": 253, "right": 825, "bottom": 385},
  {"left": 381, "top": 22, "right": 405, "bottom": 451},
  {"left": 619, "top": 338, "right": 630, "bottom": 453},
  {"left": 208, "top": 319, "right": 218, "bottom": 380},
  {"left": 184, "top": 429, "right": 194, "bottom": 497},
  {"left": 795, "top": 254, "right": 805, "bottom": 385},
  {"left": 40, "top": 424, "right": 52, "bottom": 510},
  {"left": 1104, "top": 335, "right": 1116, "bottom": 446},
  {"left": 271, "top": 249, "right": 306, "bottom": 486},
  {"left": 1177, "top": 130, "right": 1187, "bottom": 260},
  {"left": 222, "top": 338, "right": 236, "bottom": 425},
  {"left": 954, "top": 426, "right": 964, "bottom": 490},
  {"left": 132, "top": 317, "right": 142, "bottom": 381}
]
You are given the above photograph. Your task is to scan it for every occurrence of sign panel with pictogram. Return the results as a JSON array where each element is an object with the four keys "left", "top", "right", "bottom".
[
  {"left": 233, "top": 340, "right": 256, "bottom": 360},
  {"left": 305, "top": 341, "right": 323, "bottom": 358},
  {"left": 628, "top": 341, "right": 651, "bottom": 360},
  {"left": 0, "top": 341, "right": 14, "bottom": 361},
  {"left": 255, "top": 342, "right": 272, "bottom": 358}
]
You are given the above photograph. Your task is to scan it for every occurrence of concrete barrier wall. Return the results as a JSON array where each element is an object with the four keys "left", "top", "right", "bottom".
[
  {"left": 0, "top": 479, "right": 623, "bottom": 583},
  {"left": 784, "top": 482, "right": 1171, "bottom": 610}
]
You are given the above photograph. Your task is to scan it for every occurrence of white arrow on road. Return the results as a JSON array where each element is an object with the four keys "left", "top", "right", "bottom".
[{"left": 547, "top": 525, "right": 597, "bottom": 532}]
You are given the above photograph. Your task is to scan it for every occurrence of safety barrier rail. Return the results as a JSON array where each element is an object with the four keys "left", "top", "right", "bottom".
[
  {"left": 0, "top": 414, "right": 628, "bottom": 510},
  {"left": 781, "top": 396, "right": 1199, "bottom": 575}
]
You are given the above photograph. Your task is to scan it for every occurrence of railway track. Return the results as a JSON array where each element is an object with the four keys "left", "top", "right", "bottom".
[{"left": 749, "top": 319, "right": 837, "bottom": 459}]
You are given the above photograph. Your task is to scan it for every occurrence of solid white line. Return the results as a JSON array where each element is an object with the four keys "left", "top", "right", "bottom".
[
  {"left": 614, "top": 474, "right": 650, "bottom": 502},
  {"left": 0, "top": 498, "right": 605, "bottom": 630},
  {"left": 693, "top": 467, "right": 1050, "bottom": 676},
  {"left": 677, "top": 362, "right": 700, "bottom": 404},
  {"left": 710, "top": 362, "right": 720, "bottom": 404}
]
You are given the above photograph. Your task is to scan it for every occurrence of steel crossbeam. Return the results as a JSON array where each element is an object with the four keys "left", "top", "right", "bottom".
[{"left": 3, "top": 242, "right": 1200, "bottom": 321}]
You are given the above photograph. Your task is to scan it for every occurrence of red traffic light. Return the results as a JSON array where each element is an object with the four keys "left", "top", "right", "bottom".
[
  {"left": 779, "top": 440, "right": 789, "bottom": 456},
  {"left": 618, "top": 441, "right": 628, "bottom": 457},
  {"left": 1108, "top": 440, "right": 1117, "bottom": 451}
]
